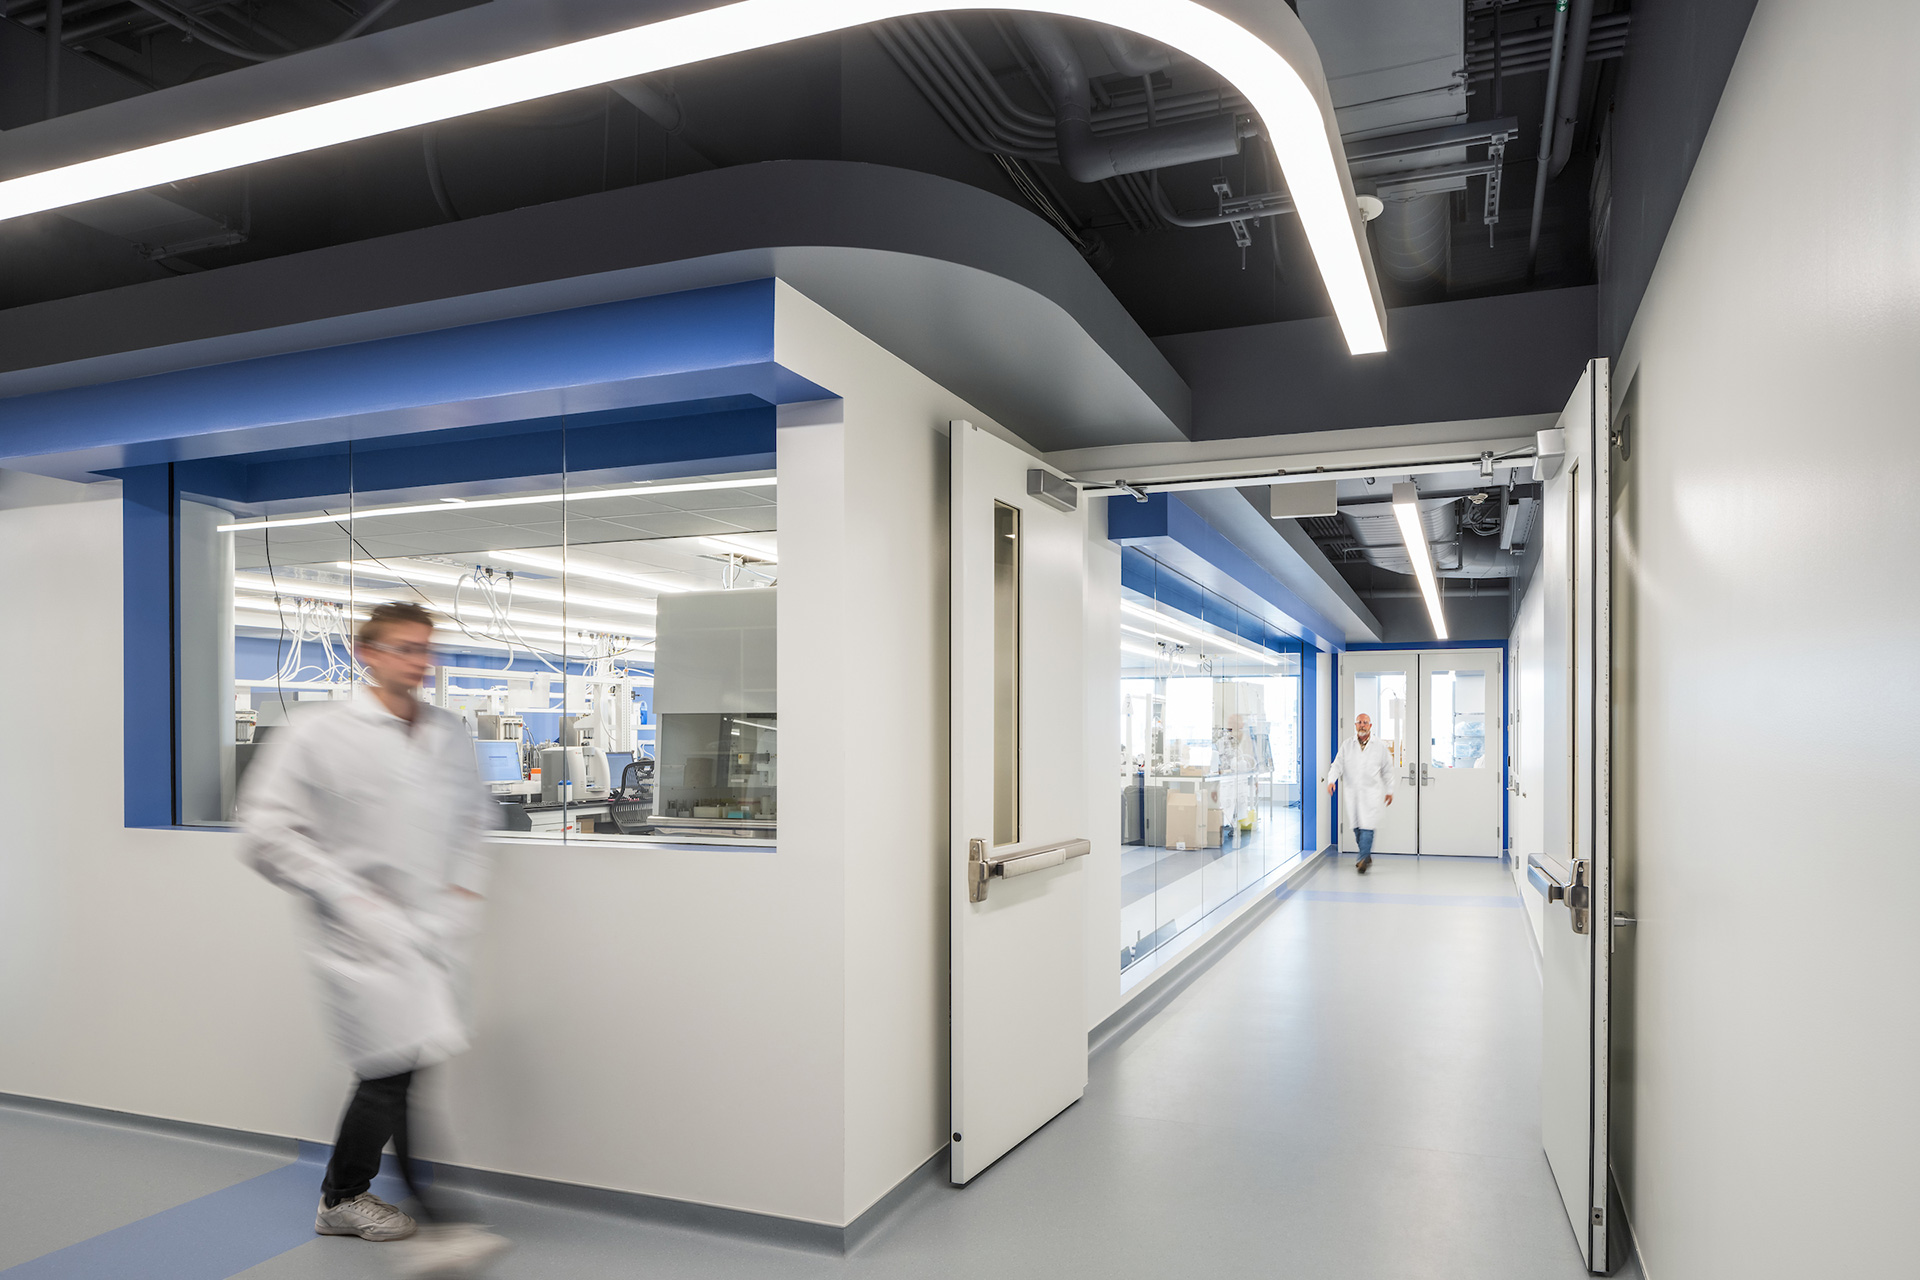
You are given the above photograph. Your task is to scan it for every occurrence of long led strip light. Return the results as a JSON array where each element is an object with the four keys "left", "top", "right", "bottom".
[
  {"left": 0, "top": 1, "right": 1384, "bottom": 355},
  {"left": 213, "top": 476, "right": 774, "bottom": 533},
  {"left": 1390, "top": 482, "right": 1448, "bottom": 641}
]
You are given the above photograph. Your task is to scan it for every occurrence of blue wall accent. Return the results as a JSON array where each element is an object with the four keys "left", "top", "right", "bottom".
[
  {"left": 1108, "top": 493, "right": 1344, "bottom": 653},
  {"left": 175, "top": 404, "right": 775, "bottom": 510},
  {"left": 1, "top": 280, "right": 832, "bottom": 479},
  {"left": 1301, "top": 646, "right": 1318, "bottom": 851},
  {"left": 123, "top": 465, "right": 175, "bottom": 828}
]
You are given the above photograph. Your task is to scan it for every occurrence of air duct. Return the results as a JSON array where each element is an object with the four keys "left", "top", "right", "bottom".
[
  {"left": 1371, "top": 193, "right": 1449, "bottom": 285},
  {"left": 1014, "top": 16, "right": 1248, "bottom": 183}
]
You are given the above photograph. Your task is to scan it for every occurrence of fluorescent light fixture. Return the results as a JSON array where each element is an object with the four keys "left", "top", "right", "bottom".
[
  {"left": 700, "top": 535, "right": 777, "bottom": 563},
  {"left": 1390, "top": 482, "right": 1448, "bottom": 641},
  {"left": 232, "top": 598, "right": 653, "bottom": 654},
  {"left": 328, "top": 561, "right": 657, "bottom": 622},
  {"left": 0, "top": 2, "right": 1383, "bottom": 354},
  {"left": 1121, "top": 641, "right": 1201, "bottom": 668},
  {"left": 1119, "top": 601, "right": 1280, "bottom": 665},
  {"left": 488, "top": 548, "right": 691, "bottom": 594},
  {"left": 234, "top": 571, "right": 653, "bottom": 636},
  {"left": 214, "top": 476, "right": 774, "bottom": 533}
]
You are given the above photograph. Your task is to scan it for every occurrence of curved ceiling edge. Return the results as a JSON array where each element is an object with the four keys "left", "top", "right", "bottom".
[
  {"left": 0, "top": 0, "right": 1387, "bottom": 354},
  {"left": 0, "top": 161, "right": 1190, "bottom": 452}
]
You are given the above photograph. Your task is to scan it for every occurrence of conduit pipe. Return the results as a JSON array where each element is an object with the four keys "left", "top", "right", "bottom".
[
  {"left": 1014, "top": 15, "right": 1248, "bottom": 184},
  {"left": 1524, "top": 0, "right": 1569, "bottom": 272},
  {"left": 1548, "top": 0, "right": 1596, "bottom": 178},
  {"left": 1096, "top": 27, "right": 1170, "bottom": 76}
]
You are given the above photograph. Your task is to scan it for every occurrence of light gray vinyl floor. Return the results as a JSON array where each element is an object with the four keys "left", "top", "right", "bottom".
[{"left": 2, "top": 854, "right": 1634, "bottom": 1279}]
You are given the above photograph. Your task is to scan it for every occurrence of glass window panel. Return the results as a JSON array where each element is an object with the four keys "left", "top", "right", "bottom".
[
  {"left": 1430, "top": 668, "right": 1488, "bottom": 769},
  {"left": 993, "top": 502, "right": 1020, "bottom": 847}
]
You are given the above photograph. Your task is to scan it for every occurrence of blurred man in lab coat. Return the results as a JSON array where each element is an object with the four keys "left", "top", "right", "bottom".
[
  {"left": 1326, "top": 712, "right": 1395, "bottom": 874},
  {"left": 240, "top": 601, "right": 510, "bottom": 1277}
]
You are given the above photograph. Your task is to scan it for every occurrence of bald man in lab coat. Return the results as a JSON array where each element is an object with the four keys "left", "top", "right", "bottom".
[{"left": 1326, "top": 713, "right": 1395, "bottom": 874}]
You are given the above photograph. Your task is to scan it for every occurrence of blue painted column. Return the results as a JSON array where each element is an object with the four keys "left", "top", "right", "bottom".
[
  {"left": 122, "top": 464, "right": 175, "bottom": 828},
  {"left": 1300, "top": 646, "right": 1317, "bottom": 853}
]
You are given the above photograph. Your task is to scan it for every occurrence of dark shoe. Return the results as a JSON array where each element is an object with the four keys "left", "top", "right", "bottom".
[{"left": 1357, "top": 856, "right": 1373, "bottom": 874}]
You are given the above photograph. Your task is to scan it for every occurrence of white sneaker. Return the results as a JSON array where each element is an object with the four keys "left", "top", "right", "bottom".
[
  {"left": 314, "top": 1192, "right": 418, "bottom": 1241},
  {"left": 391, "top": 1223, "right": 513, "bottom": 1278}
]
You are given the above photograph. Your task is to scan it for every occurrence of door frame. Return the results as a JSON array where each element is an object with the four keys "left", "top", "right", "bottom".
[{"left": 1338, "top": 639, "right": 1511, "bottom": 859}]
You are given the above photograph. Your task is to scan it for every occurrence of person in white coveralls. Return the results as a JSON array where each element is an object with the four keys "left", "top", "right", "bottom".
[
  {"left": 240, "top": 601, "right": 510, "bottom": 1277},
  {"left": 1325, "top": 712, "right": 1396, "bottom": 874}
]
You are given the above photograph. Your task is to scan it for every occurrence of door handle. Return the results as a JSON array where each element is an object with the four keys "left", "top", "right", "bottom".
[
  {"left": 969, "top": 836, "right": 1091, "bottom": 902},
  {"left": 1526, "top": 854, "right": 1591, "bottom": 935}
]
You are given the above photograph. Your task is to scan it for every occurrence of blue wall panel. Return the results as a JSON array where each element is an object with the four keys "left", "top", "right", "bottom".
[{"left": 122, "top": 464, "right": 175, "bottom": 828}]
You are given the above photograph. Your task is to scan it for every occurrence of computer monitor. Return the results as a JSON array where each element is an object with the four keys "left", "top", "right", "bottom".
[{"left": 474, "top": 739, "right": 523, "bottom": 784}]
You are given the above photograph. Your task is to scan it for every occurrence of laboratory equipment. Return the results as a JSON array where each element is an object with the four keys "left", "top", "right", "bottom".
[
  {"left": 476, "top": 712, "right": 524, "bottom": 742},
  {"left": 474, "top": 739, "right": 523, "bottom": 784},
  {"left": 538, "top": 745, "right": 610, "bottom": 803}
]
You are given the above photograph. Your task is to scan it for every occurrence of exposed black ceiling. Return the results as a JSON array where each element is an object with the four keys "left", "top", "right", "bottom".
[{"left": 0, "top": 0, "right": 1629, "bottom": 337}]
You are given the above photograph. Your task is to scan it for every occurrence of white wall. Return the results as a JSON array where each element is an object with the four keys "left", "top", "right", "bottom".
[
  {"left": 0, "top": 282, "right": 1014, "bottom": 1229},
  {"left": 1611, "top": 1, "right": 1920, "bottom": 1271}
]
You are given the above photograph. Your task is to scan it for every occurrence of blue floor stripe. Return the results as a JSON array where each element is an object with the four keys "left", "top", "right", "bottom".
[
  {"left": 1297, "top": 890, "right": 1520, "bottom": 908},
  {"left": 1, "top": 1144, "right": 420, "bottom": 1280}
]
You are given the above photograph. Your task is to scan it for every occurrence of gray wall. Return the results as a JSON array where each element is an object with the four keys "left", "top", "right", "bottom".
[
  {"left": 1609, "top": 1, "right": 1919, "bottom": 1272},
  {"left": 1598, "top": 0, "right": 1761, "bottom": 358},
  {"left": 1366, "top": 594, "right": 1510, "bottom": 646},
  {"left": 1157, "top": 287, "right": 1597, "bottom": 440}
]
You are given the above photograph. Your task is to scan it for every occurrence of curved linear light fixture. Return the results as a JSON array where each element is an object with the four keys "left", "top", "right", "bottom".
[{"left": 0, "top": 1, "right": 1387, "bottom": 354}]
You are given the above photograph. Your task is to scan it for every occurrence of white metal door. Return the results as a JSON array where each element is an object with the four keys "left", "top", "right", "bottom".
[
  {"left": 1530, "top": 360, "right": 1615, "bottom": 1271},
  {"left": 950, "top": 420, "right": 1088, "bottom": 1185},
  {"left": 1417, "top": 649, "right": 1504, "bottom": 856},
  {"left": 1335, "top": 652, "right": 1418, "bottom": 854}
]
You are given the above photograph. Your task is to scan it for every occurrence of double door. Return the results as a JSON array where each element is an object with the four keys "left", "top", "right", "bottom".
[{"left": 1337, "top": 648, "right": 1503, "bottom": 856}]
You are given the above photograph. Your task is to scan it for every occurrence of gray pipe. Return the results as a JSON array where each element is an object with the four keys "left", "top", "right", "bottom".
[
  {"left": 1096, "top": 27, "right": 1168, "bottom": 77},
  {"left": 1525, "top": 0, "right": 1569, "bottom": 271},
  {"left": 1015, "top": 15, "right": 1243, "bottom": 183},
  {"left": 45, "top": 0, "right": 61, "bottom": 118},
  {"left": 1548, "top": 0, "right": 1596, "bottom": 178}
]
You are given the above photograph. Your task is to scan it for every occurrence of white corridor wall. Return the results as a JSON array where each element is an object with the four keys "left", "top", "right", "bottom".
[{"left": 1610, "top": 0, "right": 1920, "bottom": 1272}]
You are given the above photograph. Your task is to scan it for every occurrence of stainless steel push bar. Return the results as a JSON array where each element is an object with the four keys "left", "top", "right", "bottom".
[{"left": 968, "top": 837, "right": 1091, "bottom": 902}]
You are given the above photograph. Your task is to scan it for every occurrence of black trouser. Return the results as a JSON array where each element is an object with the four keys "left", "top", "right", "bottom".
[{"left": 320, "top": 1070, "right": 434, "bottom": 1216}]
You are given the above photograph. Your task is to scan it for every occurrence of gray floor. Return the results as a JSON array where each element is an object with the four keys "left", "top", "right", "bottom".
[{"left": 3, "top": 855, "right": 1634, "bottom": 1279}]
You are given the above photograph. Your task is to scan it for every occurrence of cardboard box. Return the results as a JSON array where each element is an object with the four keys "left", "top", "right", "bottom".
[
  {"left": 1203, "top": 807, "right": 1224, "bottom": 848},
  {"left": 1164, "top": 791, "right": 1202, "bottom": 850}
]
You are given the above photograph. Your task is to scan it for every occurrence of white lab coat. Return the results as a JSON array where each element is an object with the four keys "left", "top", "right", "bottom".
[
  {"left": 239, "top": 694, "right": 500, "bottom": 1079},
  {"left": 1327, "top": 734, "right": 1397, "bottom": 831}
]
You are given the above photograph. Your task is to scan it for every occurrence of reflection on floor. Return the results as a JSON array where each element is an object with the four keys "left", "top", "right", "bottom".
[
  {"left": 1120, "top": 798, "right": 1303, "bottom": 971},
  {"left": 0, "top": 855, "right": 1633, "bottom": 1280}
]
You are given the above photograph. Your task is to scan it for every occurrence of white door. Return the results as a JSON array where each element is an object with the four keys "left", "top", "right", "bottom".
[
  {"left": 949, "top": 420, "right": 1089, "bottom": 1185},
  {"left": 1530, "top": 360, "right": 1615, "bottom": 1271},
  {"left": 1336, "top": 653, "right": 1418, "bottom": 853},
  {"left": 1417, "top": 649, "right": 1504, "bottom": 855}
]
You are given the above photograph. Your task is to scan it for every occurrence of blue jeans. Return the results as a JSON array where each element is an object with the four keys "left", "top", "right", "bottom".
[{"left": 1355, "top": 828, "right": 1374, "bottom": 861}]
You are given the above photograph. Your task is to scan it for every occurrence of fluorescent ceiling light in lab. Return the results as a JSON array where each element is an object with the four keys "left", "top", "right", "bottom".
[
  {"left": 329, "top": 561, "right": 658, "bottom": 622},
  {"left": 700, "top": 535, "right": 777, "bottom": 562},
  {"left": 1119, "top": 601, "right": 1280, "bottom": 665},
  {"left": 1121, "top": 640, "right": 1200, "bottom": 668},
  {"left": 0, "top": 2, "right": 1383, "bottom": 355},
  {"left": 1390, "top": 482, "right": 1448, "bottom": 641},
  {"left": 214, "top": 476, "right": 775, "bottom": 533},
  {"left": 234, "top": 572, "right": 652, "bottom": 637},
  {"left": 487, "top": 549, "right": 691, "bottom": 594}
]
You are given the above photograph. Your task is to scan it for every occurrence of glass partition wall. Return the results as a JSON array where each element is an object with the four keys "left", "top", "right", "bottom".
[
  {"left": 1119, "top": 552, "right": 1304, "bottom": 974},
  {"left": 178, "top": 421, "right": 777, "bottom": 846}
]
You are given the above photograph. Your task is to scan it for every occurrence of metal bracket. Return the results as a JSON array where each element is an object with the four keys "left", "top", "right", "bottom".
[{"left": 1213, "top": 180, "right": 1252, "bottom": 249}]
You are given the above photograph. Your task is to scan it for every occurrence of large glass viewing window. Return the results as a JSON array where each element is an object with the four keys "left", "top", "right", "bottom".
[
  {"left": 1118, "top": 551, "right": 1304, "bottom": 974},
  {"left": 170, "top": 416, "right": 777, "bottom": 847}
]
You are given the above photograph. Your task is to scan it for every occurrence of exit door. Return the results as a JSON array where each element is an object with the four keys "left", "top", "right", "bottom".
[
  {"left": 1337, "top": 648, "right": 1504, "bottom": 856},
  {"left": 949, "top": 420, "right": 1089, "bottom": 1185},
  {"left": 1528, "top": 359, "right": 1616, "bottom": 1272}
]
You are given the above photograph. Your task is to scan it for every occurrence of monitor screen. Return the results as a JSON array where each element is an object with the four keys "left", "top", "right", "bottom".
[{"left": 474, "top": 739, "right": 523, "bottom": 784}]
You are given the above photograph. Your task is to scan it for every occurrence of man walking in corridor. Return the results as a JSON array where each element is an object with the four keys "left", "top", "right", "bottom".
[
  {"left": 1326, "top": 712, "right": 1395, "bottom": 874},
  {"left": 240, "top": 601, "right": 510, "bottom": 1277}
]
